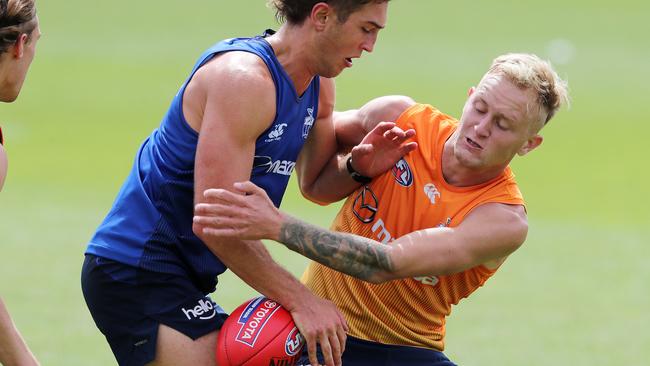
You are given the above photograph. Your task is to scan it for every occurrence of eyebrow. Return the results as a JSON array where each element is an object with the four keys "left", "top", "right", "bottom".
[
  {"left": 365, "top": 21, "right": 385, "bottom": 29},
  {"left": 476, "top": 96, "right": 517, "bottom": 123}
]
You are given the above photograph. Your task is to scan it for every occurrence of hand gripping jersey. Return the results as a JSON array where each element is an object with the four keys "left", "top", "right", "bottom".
[
  {"left": 302, "top": 104, "right": 524, "bottom": 351},
  {"left": 86, "top": 31, "right": 319, "bottom": 294}
]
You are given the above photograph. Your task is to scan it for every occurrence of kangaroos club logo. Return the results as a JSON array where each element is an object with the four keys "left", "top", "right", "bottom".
[
  {"left": 302, "top": 107, "right": 315, "bottom": 139},
  {"left": 235, "top": 297, "right": 282, "bottom": 347},
  {"left": 392, "top": 158, "right": 413, "bottom": 187}
]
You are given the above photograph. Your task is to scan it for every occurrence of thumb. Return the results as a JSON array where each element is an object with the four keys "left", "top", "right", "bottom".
[
  {"left": 233, "top": 180, "right": 266, "bottom": 196},
  {"left": 351, "top": 144, "right": 373, "bottom": 156}
]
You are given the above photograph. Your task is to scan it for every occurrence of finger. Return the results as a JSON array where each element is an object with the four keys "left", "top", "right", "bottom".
[
  {"left": 192, "top": 214, "right": 242, "bottom": 228},
  {"left": 369, "top": 121, "right": 396, "bottom": 135},
  {"left": 233, "top": 180, "right": 275, "bottom": 203},
  {"left": 307, "top": 335, "right": 319, "bottom": 366},
  {"left": 194, "top": 202, "right": 241, "bottom": 216},
  {"left": 232, "top": 180, "right": 260, "bottom": 195},
  {"left": 350, "top": 143, "right": 373, "bottom": 156},
  {"left": 383, "top": 129, "right": 400, "bottom": 142},
  {"left": 328, "top": 331, "right": 342, "bottom": 366},
  {"left": 337, "top": 327, "right": 347, "bottom": 356},
  {"left": 387, "top": 126, "right": 408, "bottom": 139},
  {"left": 399, "top": 141, "right": 418, "bottom": 155},
  {"left": 202, "top": 227, "right": 239, "bottom": 238},
  {"left": 319, "top": 334, "right": 334, "bottom": 366},
  {"left": 203, "top": 188, "right": 247, "bottom": 205}
]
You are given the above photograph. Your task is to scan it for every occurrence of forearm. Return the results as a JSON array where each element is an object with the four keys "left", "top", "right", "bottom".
[
  {"left": 299, "top": 152, "right": 361, "bottom": 205},
  {"left": 201, "top": 237, "right": 314, "bottom": 310},
  {"left": 278, "top": 215, "right": 394, "bottom": 283},
  {"left": 0, "top": 298, "right": 38, "bottom": 366}
]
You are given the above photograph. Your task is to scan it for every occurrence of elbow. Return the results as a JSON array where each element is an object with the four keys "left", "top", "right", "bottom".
[
  {"left": 510, "top": 212, "right": 529, "bottom": 250},
  {"left": 192, "top": 221, "right": 213, "bottom": 245},
  {"left": 365, "top": 271, "right": 394, "bottom": 284},
  {"left": 298, "top": 181, "right": 337, "bottom": 206}
]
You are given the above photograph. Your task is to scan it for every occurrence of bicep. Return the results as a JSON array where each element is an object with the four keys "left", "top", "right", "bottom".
[
  {"left": 193, "top": 56, "right": 276, "bottom": 204},
  {"left": 334, "top": 95, "right": 416, "bottom": 147},
  {"left": 388, "top": 203, "right": 528, "bottom": 278}
]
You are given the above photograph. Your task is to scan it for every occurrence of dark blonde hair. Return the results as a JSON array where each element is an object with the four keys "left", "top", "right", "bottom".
[
  {"left": 268, "top": 0, "right": 389, "bottom": 24},
  {"left": 0, "top": 0, "right": 37, "bottom": 54}
]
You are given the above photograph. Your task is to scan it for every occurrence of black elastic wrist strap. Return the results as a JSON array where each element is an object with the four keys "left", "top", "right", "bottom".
[{"left": 346, "top": 155, "right": 372, "bottom": 184}]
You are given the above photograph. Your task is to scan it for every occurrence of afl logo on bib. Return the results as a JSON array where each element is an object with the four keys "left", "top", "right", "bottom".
[{"left": 392, "top": 158, "right": 413, "bottom": 187}]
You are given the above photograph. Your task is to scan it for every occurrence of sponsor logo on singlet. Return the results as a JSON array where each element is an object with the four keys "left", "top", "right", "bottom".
[
  {"left": 302, "top": 107, "right": 315, "bottom": 139},
  {"left": 352, "top": 186, "right": 379, "bottom": 224},
  {"left": 235, "top": 297, "right": 281, "bottom": 347},
  {"left": 266, "top": 123, "right": 288, "bottom": 142},
  {"left": 252, "top": 155, "right": 296, "bottom": 176},
  {"left": 424, "top": 183, "right": 441, "bottom": 204},
  {"left": 392, "top": 158, "right": 413, "bottom": 187}
]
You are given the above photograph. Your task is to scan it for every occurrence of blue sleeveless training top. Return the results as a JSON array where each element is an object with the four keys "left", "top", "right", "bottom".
[{"left": 86, "top": 31, "right": 320, "bottom": 293}]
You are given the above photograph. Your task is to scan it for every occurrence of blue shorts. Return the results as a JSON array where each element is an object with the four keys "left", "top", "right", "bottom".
[
  {"left": 297, "top": 336, "right": 457, "bottom": 366},
  {"left": 81, "top": 254, "right": 227, "bottom": 366}
]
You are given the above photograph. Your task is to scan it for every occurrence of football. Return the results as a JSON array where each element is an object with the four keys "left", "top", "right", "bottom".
[{"left": 216, "top": 296, "right": 305, "bottom": 366}]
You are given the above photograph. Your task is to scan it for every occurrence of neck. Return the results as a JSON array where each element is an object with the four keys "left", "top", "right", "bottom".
[
  {"left": 441, "top": 132, "right": 506, "bottom": 187},
  {"left": 266, "top": 24, "right": 317, "bottom": 95}
]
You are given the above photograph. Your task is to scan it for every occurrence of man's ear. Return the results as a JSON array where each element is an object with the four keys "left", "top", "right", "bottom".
[
  {"left": 467, "top": 86, "right": 475, "bottom": 97},
  {"left": 12, "top": 33, "right": 28, "bottom": 59},
  {"left": 517, "top": 134, "right": 543, "bottom": 156},
  {"left": 311, "top": 2, "right": 333, "bottom": 31}
]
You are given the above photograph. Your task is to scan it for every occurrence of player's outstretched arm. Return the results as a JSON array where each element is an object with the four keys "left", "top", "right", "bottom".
[
  {"left": 189, "top": 54, "right": 346, "bottom": 366},
  {"left": 0, "top": 298, "right": 39, "bottom": 366},
  {"left": 195, "top": 181, "right": 528, "bottom": 283}
]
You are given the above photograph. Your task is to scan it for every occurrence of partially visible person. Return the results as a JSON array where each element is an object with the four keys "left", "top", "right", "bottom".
[
  {"left": 0, "top": 0, "right": 41, "bottom": 365},
  {"left": 80, "top": 1, "right": 419, "bottom": 366},
  {"left": 194, "top": 53, "right": 570, "bottom": 365}
]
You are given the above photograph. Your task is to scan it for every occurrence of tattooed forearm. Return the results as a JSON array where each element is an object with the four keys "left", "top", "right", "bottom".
[{"left": 279, "top": 216, "right": 394, "bottom": 283}]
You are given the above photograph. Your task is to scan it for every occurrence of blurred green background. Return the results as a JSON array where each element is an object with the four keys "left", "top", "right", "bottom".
[{"left": 0, "top": 0, "right": 648, "bottom": 365}]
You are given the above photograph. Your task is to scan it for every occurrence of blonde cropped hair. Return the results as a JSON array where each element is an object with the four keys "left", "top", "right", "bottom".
[{"left": 483, "top": 53, "right": 569, "bottom": 125}]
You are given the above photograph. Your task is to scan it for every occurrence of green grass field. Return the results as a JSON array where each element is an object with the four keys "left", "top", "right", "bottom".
[{"left": 0, "top": 0, "right": 648, "bottom": 365}]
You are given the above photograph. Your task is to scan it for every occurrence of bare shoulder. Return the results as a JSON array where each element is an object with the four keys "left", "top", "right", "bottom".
[
  {"left": 360, "top": 95, "right": 416, "bottom": 129},
  {"left": 470, "top": 203, "right": 528, "bottom": 237},
  {"left": 184, "top": 51, "right": 276, "bottom": 136},
  {"left": 468, "top": 203, "right": 528, "bottom": 269}
]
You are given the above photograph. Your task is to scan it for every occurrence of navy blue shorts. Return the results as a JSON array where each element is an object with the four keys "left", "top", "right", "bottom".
[
  {"left": 297, "top": 336, "right": 457, "bottom": 366},
  {"left": 81, "top": 254, "right": 227, "bottom": 366}
]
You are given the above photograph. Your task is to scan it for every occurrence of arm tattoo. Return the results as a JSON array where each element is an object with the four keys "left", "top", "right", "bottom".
[{"left": 279, "top": 216, "right": 394, "bottom": 282}]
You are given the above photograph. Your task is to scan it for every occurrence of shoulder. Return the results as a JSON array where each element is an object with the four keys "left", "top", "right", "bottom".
[
  {"left": 194, "top": 51, "right": 275, "bottom": 98},
  {"left": 188, "top": 52, "right": 277, "bottom": 141},
  {"left": 468, "top": 203, "right": 528, "bottom": 244}
]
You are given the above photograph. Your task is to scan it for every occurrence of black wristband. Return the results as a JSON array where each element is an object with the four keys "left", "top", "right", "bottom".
[{"left": 346, "top": 155, "right": 372, "bottom": 184}]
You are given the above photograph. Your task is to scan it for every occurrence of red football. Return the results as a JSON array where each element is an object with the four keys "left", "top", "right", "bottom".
[{"left": 216, "top": 296, "right": 305, "bottom": 366}]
